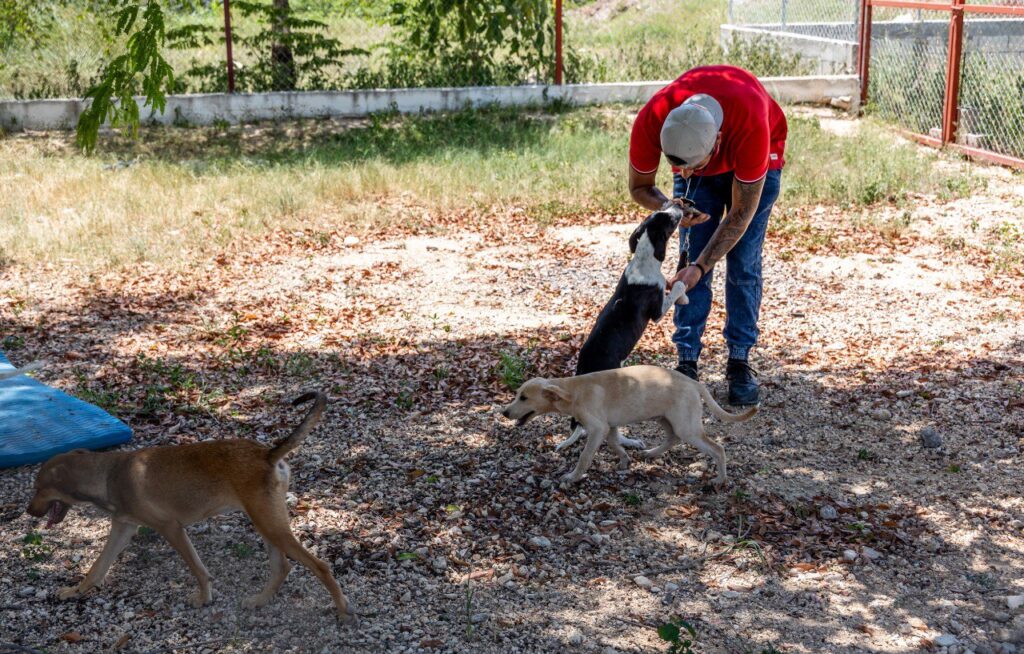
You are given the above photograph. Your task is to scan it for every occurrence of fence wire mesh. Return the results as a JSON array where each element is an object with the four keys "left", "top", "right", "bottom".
[
  {"left": 959, "top": 8, "right": 1024, "bottom": 160},
  {"left": 868, "top": 9, "right": 948, "bottom": 138},
  {"left": 727, "top": 0, "right": 862, "bottom": 40}
]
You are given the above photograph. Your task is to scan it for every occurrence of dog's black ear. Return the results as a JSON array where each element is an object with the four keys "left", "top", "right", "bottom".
[
  {"left": 628, "top": 222, "right": 645, "bottom": 254},
  {"left": 542, "top": 384, "right": 570, "bottom": 404}
]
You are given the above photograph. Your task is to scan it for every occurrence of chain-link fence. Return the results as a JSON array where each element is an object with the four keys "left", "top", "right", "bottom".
[
  {"left": 958, "top": 7, "right": 1024, "bottom": 161},
  {"left": 727, "top": 0, "right": 862, "bottom": 41},
  {"left": 728, "top": 0, "right": 1024, "bottom": 166},
  {"left": 868, "top": 8, "right": 948, "bottom": 138},
  {"left": 867, "top": 1, "right": 1024, "bottom": 164}
]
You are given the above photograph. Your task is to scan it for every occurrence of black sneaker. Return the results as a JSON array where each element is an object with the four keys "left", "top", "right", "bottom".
[
  {"left": 726, "top": 358, "right": 759, "bottom": 406},
  {"left": 675, "top": 360, "right": 699, "bottom": 381}
]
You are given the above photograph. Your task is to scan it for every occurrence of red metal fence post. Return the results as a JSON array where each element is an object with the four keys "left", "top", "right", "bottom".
[
  {"left": 224, "top": 0, "right": 236, "bottom": 93},
  {"left": 857, "top": 0, "right": 873, "bottom": 107},
  {"left": 555, "top": 0, "right": 564, "bottom": 85},
  {"left": 941, "top": 0, "right": 965, "bottom": 144}
]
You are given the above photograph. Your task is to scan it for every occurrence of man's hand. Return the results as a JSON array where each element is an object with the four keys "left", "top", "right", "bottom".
[
  {"left": 663, "top": 198, "right": 712, "bottom": 228},
  {"left": 669, "top": 264, "right": 704, "bottom": 291}
]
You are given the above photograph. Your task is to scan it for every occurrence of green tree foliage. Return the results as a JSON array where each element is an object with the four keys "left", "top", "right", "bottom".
[
  {"left": 166, "top": 1, "right": 365, "bottom": 92},
  {"left": 356, "top": 0, "right": 554, "bottom": 88},
  {"left": 76, "top": 2, "right": 176, "bottom": 152}
]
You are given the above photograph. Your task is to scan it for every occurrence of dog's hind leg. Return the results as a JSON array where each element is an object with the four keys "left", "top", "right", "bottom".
[
  {"left": 616, "top": 433, "right": 647, "bottom": 449},
  {"left": 242, "top": 540, "right": 292, "bottom": 609},
  {"left": 555, "top": 424, "right": 585, "bottom": 452},
  {"left": 561, "top": 418, "right": 608, "bottom": 484},
  {"left": 153, "top": 522, "right": 213, "bottom": 608},
  {"left": 606, "top": 427, "right": 631, "bottom": 471},
  {"left": 249, "top": 500, "right": 356, "bottom": 625},
  {"left": 684, "top": 429, "right": 727, "bottom": 487},
  {"left": 58, "top": 519, "right": 135, "bottom": 600},
  {"left": 639, "top": 418, "right": 680, "bottom": 459}
]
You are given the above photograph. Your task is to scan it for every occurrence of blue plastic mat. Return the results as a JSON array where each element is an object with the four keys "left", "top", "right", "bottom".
[{"left": 0, "top": 352, "right": 132, "bottom": 468}]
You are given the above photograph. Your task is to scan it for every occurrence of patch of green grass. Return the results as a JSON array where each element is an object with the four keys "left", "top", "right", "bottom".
[
  {"left": 782, "top": 116, "right": 987, "bottom": 210},
  {"left": 657, "top": 616, "right": 697, "bottom": 654},
  {"left": 230, "top": 542, "right": 255, "bottom": 559},
  {"left": 497, "top": 349, "right": 529, "bottom": 391},
  {"left": 2, "top": 334, "right": 25, "bottom": 350},
  {"left": 20, "top": 531, "right": 52, "bottom": 562},
  {"left": 623, "top": 493, "right": 641, "bottom": 507}
]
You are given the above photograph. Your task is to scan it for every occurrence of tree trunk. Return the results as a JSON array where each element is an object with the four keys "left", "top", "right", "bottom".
[{"left": 270, "top": 0, "right": 296, "bottom": 91}]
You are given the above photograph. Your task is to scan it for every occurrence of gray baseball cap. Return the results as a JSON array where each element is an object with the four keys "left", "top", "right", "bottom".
[{"left": 660, "top": 94, "right": 724, "bottom": 168}]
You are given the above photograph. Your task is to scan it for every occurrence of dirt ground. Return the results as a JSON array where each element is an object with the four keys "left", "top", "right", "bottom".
[{"left": 1, "top": 120, "right": 1023, "bottom": 654}]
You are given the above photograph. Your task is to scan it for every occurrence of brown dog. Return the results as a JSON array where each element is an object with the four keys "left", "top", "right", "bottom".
[{"left": 25, "top": 391, "right": 355, "bottom": 624}]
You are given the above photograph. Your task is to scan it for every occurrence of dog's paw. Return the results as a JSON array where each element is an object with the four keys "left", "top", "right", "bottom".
[
  {"left": 559, "top": 473, "right": 579, "bottom": 485},
  {"left": 618, "top": 436, "right": 646, "bottom": 449},
  {"left": 338, "top": 610, "right": 359, "bottom": 627},
  {"left": 189, "top": 590, "right": 213, "bottom": 609},
  {"left": 57, "top": 585, "right": 81, "bottom": 601},
  {"left": 242, "top": 594, "right": 270, "bottom": 610}
]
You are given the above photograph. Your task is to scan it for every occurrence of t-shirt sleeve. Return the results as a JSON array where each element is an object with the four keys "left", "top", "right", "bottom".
[
  {"left": 629, "top": 104, "right": 662, "bottom": 175},
  {"left": 733, "top": 115, "right": 770, "bottom": 183}
]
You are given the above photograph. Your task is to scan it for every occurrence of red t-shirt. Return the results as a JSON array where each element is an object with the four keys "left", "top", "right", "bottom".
[{"left": 629, "top": 65, "right": 788, "bottom": 183}]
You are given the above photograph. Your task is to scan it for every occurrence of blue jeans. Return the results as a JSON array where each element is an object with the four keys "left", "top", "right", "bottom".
[{"left": 672, "top": 169, "right": 782, "bottom": 362}]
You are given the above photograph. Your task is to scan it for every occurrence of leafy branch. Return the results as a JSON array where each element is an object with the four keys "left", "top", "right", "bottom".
[{"left": 76, "top": 1, "right": 175, "bottom": 153}]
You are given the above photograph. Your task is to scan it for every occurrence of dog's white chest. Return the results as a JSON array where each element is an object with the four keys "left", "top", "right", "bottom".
[{"left": 624, "top": 233, "right": 666, "bottom": 289}]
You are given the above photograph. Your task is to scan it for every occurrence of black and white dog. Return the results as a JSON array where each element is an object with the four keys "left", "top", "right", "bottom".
[{"left": 557, "top": 203, "right": 697, "bottom": 451}]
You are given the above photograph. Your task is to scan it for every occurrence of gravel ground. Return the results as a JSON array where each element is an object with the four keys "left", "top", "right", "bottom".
[{"left": 1, "top": 136, "right": 1023, "bottom": 654}]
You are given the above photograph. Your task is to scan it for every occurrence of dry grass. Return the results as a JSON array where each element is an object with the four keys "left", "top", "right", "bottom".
[{"left": 0, "top": 105, "right": 989, "bottom": 271}]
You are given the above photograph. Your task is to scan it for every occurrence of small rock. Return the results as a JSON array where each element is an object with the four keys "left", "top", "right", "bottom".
[
  {"left": 431, "top": 557, "right": 447, "bottom": 573},
  {"left": 633, "top": 575, "right": 653, "bottom": 590},
  {"left": 872, "top": 408, "right": 892, "bottom": 421},
  {"left": 921, "top": 427, "right": 943, "bottom": 449},
  {"left": 343, "top": 236, "right": 360, "bottom": 246},
  {"left": 820, "top": 505, "right": 838, "bottom": 520},
  {"left": 975, "top": 645, "right": 994, "bottom": 654},
  {"left": 1008, "top": 595, "right": 1024, "bottom": 611},
  {"left": 936, "top": 634, "right": 959, "bottom": 647},
  {"left": 400, "top": 590, "right": 412, "bottom": 603},
  {"left": 529, "top": 536, "right": 552, "bottom": 549},
  {"left": 568, "top": 628, "right": 584, "bottom": 645},
  {"left": 665, "top": 582, "right": 679, "bottom": 592},
  {"left": 602, "top": 647, "right": 620, "bottom": 654},
  {"left": 843, "top": 549, "right": 858, "bottom": 562},
  {"left": 992, "top": 612, "right": 1012, "bottom": 624},
  {"left": 862, "top": 546, "right": 882, "bottom": 561},
  {"left": 34, "top": 589, "right": 47, "bottom": 600},
  {"left": 722, "top": 590, "right": 741, "bottom": 599},
  {"left": 949, "top": 619, "right": 964, "bottom": 634},
  {"left": 17, "top": 586, "right": 35, "bottom": 598},
  {"left": 469, "top": 613, "right": 489, "bottom": 624}
]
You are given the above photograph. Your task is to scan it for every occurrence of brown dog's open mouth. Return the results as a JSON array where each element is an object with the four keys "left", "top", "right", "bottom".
[
  {"left": 516, "top": 411, "right": 535, "bottom": 427},
  {"left": 46, "top": 500, "right": 69, "bottom": 527}
]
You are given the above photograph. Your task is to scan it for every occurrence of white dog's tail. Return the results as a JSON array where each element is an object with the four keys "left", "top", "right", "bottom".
[
  {"left": 0, "top": 361, "right": 44, "bottom": 382},
  {"left": 697, "top": 383, "right": 758, "bottom": 422}
]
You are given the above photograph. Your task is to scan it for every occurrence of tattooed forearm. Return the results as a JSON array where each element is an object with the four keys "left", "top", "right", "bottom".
[{"left": 695, "top": 177, "right": 765, "bottom": 269}]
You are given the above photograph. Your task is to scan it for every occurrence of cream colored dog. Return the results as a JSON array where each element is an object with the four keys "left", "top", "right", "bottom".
[{"left": 501, "top": 365, "right": 757, "bottom": 486}]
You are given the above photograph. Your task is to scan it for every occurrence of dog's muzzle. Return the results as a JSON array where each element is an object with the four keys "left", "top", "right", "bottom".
[
  {"left": 45, "top": 500, "right": 69, "bottom": 527},
  {"left": 515, "top": 411, "right": 535, "bottom": 427}
]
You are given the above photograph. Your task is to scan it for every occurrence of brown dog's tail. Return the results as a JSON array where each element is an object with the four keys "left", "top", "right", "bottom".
[
  {"left": 696, "top": 383, "right": 758, "bottom": 423},
  {"left": 268, "top": 391, "right": 327, "bottom": 464}
]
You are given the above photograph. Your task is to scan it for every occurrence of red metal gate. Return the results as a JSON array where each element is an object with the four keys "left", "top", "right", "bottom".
[{"left": 858, "top": 0, "right": 1024, "bottom": 169}]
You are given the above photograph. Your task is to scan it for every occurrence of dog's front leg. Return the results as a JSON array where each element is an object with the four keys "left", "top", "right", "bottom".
[
  {"left": 561, "top": 419, "right": 607, "bottom": 484},
  {"left": 606, "top": 427, "right": 630, "bottom": 471},
  {"left": 154, "top": 522, "right": 213, "bottom": 608},
  {"left": 659, "top": 281, "right": 689, "bottom": 318},
  {"left": 59, "top": 519, "right": 136, "bottom": 600}
]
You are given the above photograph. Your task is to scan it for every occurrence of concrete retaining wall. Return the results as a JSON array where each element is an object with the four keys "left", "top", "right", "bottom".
[
  {"left": 0, "top": 76, "right": 858, "bottom": 132},
  {"left": 722, "top": 26, "right": 857, "bottom": 75}
]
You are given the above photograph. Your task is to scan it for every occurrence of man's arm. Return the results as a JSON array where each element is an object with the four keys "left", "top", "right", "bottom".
[
  {"left": 628, "top": 165, "right": 670, "bottom": 212},
  {"left": 668, "top": 175, "right": 765, "bottom": 290},
  {"left": 693, "top": 176, "right": 765, "bottom": 270}
]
